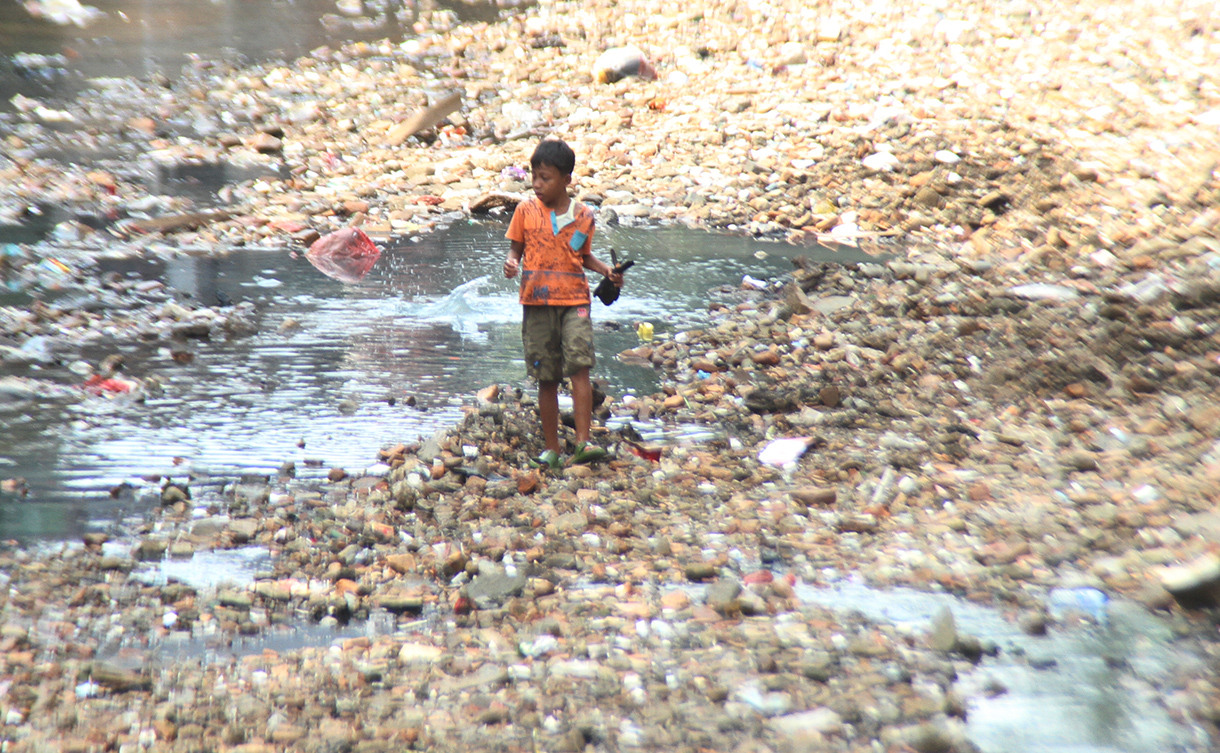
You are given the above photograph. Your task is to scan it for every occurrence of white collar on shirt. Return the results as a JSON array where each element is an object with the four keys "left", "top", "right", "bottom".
[{"left": 551, "top": 201, "right": 577, "bottom": 232}]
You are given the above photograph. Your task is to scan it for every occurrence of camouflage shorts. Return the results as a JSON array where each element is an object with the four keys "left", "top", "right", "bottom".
[{"left": 522, "top": 304, "right": 595, "bottom": 382}]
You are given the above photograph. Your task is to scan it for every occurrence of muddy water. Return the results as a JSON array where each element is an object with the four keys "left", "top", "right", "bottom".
[{"left": 0, "top": 219, "right": 871, "bottom": 539}]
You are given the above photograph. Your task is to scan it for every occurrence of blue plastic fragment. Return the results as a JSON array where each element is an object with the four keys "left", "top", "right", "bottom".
[{"left": 1047, "top": 587, "right": 1108, "bottom": 625}]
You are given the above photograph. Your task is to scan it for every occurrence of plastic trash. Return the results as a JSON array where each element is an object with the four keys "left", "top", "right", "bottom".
[
  {"left": 18, "top": 336, "right": 53, "bottom": 363},
  {"left": 636, "top": 322, "right": 654, "bottom": 341},
  {"left": 82, "top": 374, "right": 133, "bottom": 395},
  {"left": 592, "top": 46, "right": 657, "bottom": 84},
  {"left": 1131, "top": 484, "right": 1160, "bottom": 504},
  {"left": 22, "top": 0, "right": 105, "bottom": 27},
  {"left": 35, "top": 256, "right": 72, "bottom": 288},
  {"left": 500, "top": 165, "right": 528, "bottom": 182},
  {"left": 1121, "top": 272, "right": 1172, "bottom": 304},
  {"left": 1047, "top": 587, "right": 1108, "bottom": 624},
  {"left": 519, "top": 634, "right": 560, "bottom": 658},
  {"left": 593, "top": 249, "right": 633, "bottom": 305},
  {"left": 623, "top": 440, "right": 661, "bottom": 462},
  {"left": 758, "top": 437, "right": 814, "bottom": 468},
  {"left": 733, "top": 683, "right": 795, "bottom": 716},
  {"left": 41, "top": 257, "right": 71, "bottom": 274},
  {"left": 862, "top": 152, "right": 900, "bottom": 171},
  {"left": 1008, "top": 283, "right": 1080, "bottom": 301},
  {"left": 500, "top": 100, "right": 543, "bottom": 130},
  {"left": 305, "top": 227, "right": 381, "bottom": 283}
]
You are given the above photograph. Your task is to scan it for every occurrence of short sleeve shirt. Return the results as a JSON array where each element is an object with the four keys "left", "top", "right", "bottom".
[{"left": 506, "top": 197, "right": 596, "bottom": 306}]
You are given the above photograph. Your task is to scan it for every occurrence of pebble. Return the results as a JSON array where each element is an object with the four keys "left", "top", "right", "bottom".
[
  {"left": 1157, "top": 554, "right": 1220, "bottom": 609},
  {"left": 684, "top": 562, "right": 718, "bottom": 581},
  {"left": 706, "top": 578, "right": 743, "bottom": 613},
  {"left": 1019, "top": 610, "right": 1049, "bottom": 636}
]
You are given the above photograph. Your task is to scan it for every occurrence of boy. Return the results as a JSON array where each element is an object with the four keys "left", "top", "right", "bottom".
[{"left": 503, "top": 138, "right": 624, "bottom": 469}]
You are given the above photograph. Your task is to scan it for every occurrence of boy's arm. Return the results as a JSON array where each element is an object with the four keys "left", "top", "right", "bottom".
[
  {"left": 504, "top": 240, "right": 524, "bottom": 278},
  {"left": 583, "top": 251, "right": 623, "bottom": 286}
]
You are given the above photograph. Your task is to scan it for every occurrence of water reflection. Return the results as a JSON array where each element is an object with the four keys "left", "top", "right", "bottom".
[
  {"left": 0, "top": 0, "right": 407, "bottom": 80},
  {"left": 163, "top": 252, "right": 220, "bottom": 304},
  {"left": 144, "top": 161, "right": 287, "bottom": 205},
  {"left": 0, "top": 0, "right": 515, "bottom": 114}
]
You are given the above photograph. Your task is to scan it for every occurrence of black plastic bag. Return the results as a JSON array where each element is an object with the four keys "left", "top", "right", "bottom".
[{"left": 593, "top": 249, "right": 634, "bottom": 306}]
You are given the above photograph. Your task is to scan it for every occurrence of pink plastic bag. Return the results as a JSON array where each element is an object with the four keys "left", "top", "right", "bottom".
[{"left": 305, "top": 227, "right": 381, "bottom": 283}]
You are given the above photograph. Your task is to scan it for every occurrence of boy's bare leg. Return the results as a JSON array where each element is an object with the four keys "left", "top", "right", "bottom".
[
  {"left": 538, "top": 380, "right": 561, "bottom": 452},
  {"left": 570, "top": 367, "right": 592, "bottom": 445}
]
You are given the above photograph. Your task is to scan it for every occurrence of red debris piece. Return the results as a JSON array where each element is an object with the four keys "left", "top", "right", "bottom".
[
  {"left": 624, "top": 440, "right": 662, "bottom": 462},
  {"left": 743, "top": 570, "right": 774, "bottom": 585},
  {"left": 83, "top": 375, "right": 131, "bottom": 395},
  {"left": 304, "top": 227, "right": 381, "bottom": 283}
]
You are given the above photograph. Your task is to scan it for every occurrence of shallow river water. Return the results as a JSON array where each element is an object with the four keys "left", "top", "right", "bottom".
[
  {"left": 0, "top": 219, "right": 868, "bottom": 539},
  {"left": 0, "top": 0, "right": 497, "bottom": 114},
  {"left": 798, "top": 578, "right": 1207, "bottom": 753}
]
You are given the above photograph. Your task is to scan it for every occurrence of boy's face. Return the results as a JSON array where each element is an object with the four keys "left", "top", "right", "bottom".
[{"left": 531, "top": 162, "right": 571, "bottom": 210}]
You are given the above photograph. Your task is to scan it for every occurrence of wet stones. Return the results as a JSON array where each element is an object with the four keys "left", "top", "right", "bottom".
[
  {"left": 706, "top": 578, "right": 743, "bottom": 614},
  {"left": 684, "top": 561, "right": 719, "bottom": 581},
  {"left": 1018, "top": 610, "right": 1049, "bottom": 636},
  {"left": 374, "top": 590, "right": 426, "bottom": 614},
  {"left": 98, "top": 554, "right": 132, "bottom": 571},
  {"left": 1157, "top": 554, "right": 1220, "bottom": 609},
  {"left": 771, "top": 706, "right": 843, "bottom": 740},
  {"left": 248, "top": 132, "right": 283, "bottom": 154},
  {"left": 837, "top": 514, "right": 881, "bottom": 534},
  {"left": 743, "top": 387, "right": 796, "bottom": 413},
  {"left": 160, "top": 483, "right": 190, "bottom": 505},
  {"left": 790, "top": 487, "right": 837, "bottom": 507},
  {"left": 228, "top": 518, "right": 260, "bottom": 543},
  {"left": 218, "top": 590, "right": 254, "bottom": 609},
  {"left": 1061, "top": 451, "right": 1099, "bottom": 472},
  {"left": 749, "top": 349, "right": 782, "bottom": 367},
  {"left": 465, "top": 571, "right": 527, "bottom": 609},
  {"left": 89, "top": 663, "right": 152, "bottom": 693},
  {"left": 384, "top": 552, "right": 416, "bottom": 574},
  {"left": 131, "top": 540, "right": 167, "bottom": 561},
  {"left": 927, "top": 607, "right": 990, "bottom": 663}
]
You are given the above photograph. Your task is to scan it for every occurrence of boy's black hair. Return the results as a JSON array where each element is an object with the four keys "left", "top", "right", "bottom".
[{"left": 530, "top": 138, "right": 575, "bottom": 176}]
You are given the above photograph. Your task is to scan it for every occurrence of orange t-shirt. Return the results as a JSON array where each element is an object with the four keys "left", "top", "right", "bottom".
[{"left": 506, "top": 197, "right": 596, "bottom": 306}]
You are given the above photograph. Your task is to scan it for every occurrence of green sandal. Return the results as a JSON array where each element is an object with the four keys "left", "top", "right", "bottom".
[
  {"left": 570, "top": 441, "right": 607, "bottom": 465},
  {"left": 530, "top": 449, "right": 563, "bottom": 471}
]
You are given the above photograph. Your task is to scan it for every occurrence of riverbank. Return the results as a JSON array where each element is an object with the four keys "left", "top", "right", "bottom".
[{"left": 2, "top": 0, "right": 1220, "bottom": 751}]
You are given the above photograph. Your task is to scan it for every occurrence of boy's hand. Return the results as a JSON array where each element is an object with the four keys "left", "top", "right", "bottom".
[
  {"left": 504, "top": 256, "right": 519, "bottom": 278},
  {"left": 594, "top": 258, "right": 624, "bottom": 286}
]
